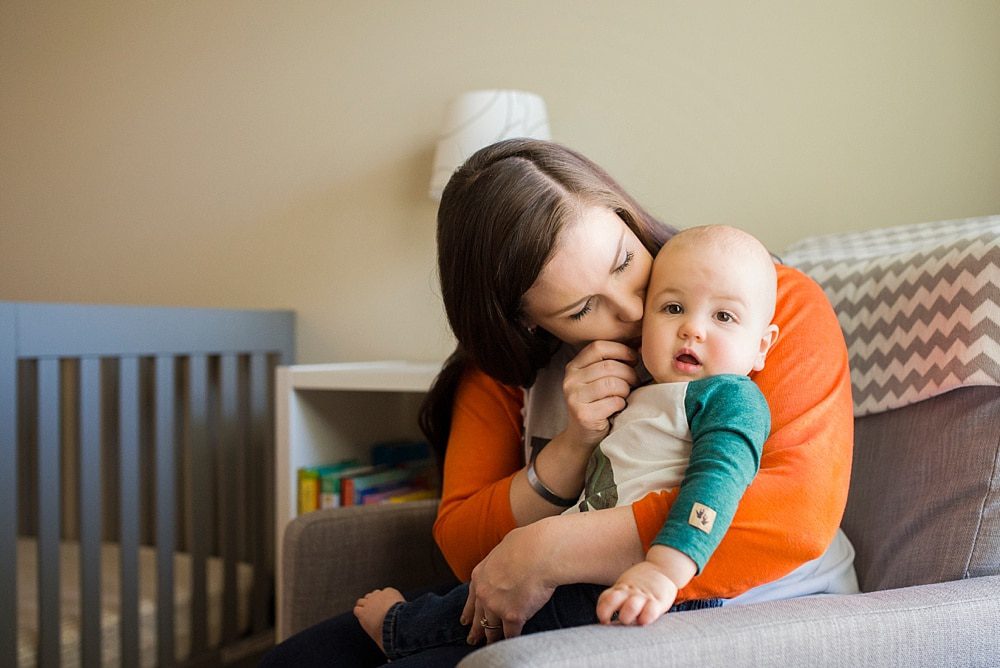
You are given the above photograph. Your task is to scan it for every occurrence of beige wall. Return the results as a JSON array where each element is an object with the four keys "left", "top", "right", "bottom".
[{"left": 3, "top": 1, "right": 999, "bottom": 364}]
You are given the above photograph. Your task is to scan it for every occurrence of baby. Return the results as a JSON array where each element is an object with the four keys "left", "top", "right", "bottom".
[{"left": 355, "top": 225, "right": 779, "bottom": 656}]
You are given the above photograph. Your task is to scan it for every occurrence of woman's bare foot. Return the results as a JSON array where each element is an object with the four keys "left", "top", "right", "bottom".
[{"left": 354, "top": 587, "right": 406, "bottom": 653}]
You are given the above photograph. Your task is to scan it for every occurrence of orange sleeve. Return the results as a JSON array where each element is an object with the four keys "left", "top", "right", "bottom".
[
  {"left": 633, "top": 264, "right": 854, "bottom": 601},
  {"left": 432, "top": 367, "right": 524, "bottom": 580}
]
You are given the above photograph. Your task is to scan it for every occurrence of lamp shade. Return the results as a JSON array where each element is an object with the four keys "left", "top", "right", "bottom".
[{"left": 429, "top": 90, "right": 551, "bottom": 200}]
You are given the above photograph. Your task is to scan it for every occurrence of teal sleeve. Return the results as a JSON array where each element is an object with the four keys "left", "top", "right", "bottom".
[{"left": 651, "top": 375, "right": 769, "bottom": 572}]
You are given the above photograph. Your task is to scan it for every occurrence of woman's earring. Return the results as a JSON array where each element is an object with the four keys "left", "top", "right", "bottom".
[{"left": 526, "top": 325, "right": 537, "bottom": 335}]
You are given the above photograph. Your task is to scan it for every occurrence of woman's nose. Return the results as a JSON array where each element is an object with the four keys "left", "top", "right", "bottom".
[{"left": 614, "top": 289, "right": 644, "bottom": 323}]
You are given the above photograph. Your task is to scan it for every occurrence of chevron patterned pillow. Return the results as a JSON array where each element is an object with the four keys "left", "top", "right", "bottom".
[{"left": 783, "top": 215, "right": 1000, "bottom": 416}]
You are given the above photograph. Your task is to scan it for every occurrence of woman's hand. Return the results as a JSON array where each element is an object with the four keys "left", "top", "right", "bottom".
[
  {"left": 460, "top": 522, "right": 556, "bottom": 643},
  {"left": 562, "top": 341, "right": 639, "bottom": 448}
]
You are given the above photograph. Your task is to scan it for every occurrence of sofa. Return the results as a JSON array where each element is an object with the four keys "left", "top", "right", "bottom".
[{"left": 278, "top": 216, "right": 1000, "bottom": 666}]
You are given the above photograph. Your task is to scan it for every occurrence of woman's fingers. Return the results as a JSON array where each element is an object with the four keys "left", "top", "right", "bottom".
[
  {"left": 567, "top": 358, "right": 638, "bottom": 391},
  {"left": 461, "top": 589, "right": 480, "bottom": 643},
  {"left": 567, "top": 340, "right": 639, "bottom": 369},
  {"left": 563, "top": 343, "right": 641, "bottom": 441}
]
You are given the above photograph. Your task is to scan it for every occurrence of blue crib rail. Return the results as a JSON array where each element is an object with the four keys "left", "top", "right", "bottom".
[{"left": 0, "top": 302, "right": 294, "bottom": 667}]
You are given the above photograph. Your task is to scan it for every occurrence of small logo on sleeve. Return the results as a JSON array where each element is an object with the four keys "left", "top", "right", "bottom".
[{"left": 689, "top": 502, "right": 717, "bottom": 534}]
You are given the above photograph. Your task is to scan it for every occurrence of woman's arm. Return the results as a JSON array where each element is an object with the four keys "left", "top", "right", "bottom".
[
  {"left": 633, "top": 265, "right": 854, "bottom": 601},
  {"left": 465, "top": 504, "right": 646, "bottom": 640},
  {"left": 434, "top": 342, "right": 639, "bottom": 580},
  {"left": 432, "top": 369, "right": 524, "bottom": 580}
]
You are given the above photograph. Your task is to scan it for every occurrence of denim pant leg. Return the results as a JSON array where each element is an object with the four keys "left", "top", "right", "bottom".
[
  {"left": 522, "top": 583, "right": 724, "bottom": 634},
  {"left": 383, "top": 582, "right": 472, "bottom": 660},
  {"left": 522, "top": 583, "right": 605, "bottom": 633},
  {"left": 381, "top": 581, "right": 726, "bottom": 663}
]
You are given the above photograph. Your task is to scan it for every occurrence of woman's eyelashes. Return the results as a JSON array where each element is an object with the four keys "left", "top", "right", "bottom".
[
  {"left": 570, "top": 299, "right": 593, "bottom": 321},
  {"left": 613, "top": 250, "right": 635, "bottom": 274},
  {"left": 568, "top": 250, "right": 635, "bottom": 322}
]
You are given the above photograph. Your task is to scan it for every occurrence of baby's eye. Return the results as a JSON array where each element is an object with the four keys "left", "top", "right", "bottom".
[
  {"left": 715, "top": 311, "right": 735, "bottom": 323},
  {"left": 664, "top": 303, "right": 683, "bottom": 315}
]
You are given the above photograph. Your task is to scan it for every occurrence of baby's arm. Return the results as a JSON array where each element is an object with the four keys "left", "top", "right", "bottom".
[
  {"left": 596, "top": 545, "right": 695, "bottom": 625},
  {"left": 599, "top": 376, "right": 769, "bottom": 625}
]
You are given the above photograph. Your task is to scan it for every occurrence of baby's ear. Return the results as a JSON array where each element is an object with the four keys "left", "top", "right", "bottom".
[{"left": 753, "top": 324, "right": 780, "bottom": 372}]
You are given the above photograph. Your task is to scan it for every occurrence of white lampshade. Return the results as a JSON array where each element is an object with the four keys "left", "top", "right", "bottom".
[{"left": 429, "top": 90, "right": 551, "bottom": 200}]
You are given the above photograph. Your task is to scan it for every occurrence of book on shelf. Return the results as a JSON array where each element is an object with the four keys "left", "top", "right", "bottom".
[
  {"left": 296, "top": 440, "right": 439, "bottom": 515},
  {"left": 321, "top": 462, "right": 376, "bottom": 509},
  {"left": 297, "top": 460, "right": 363, "bottom": 515}
]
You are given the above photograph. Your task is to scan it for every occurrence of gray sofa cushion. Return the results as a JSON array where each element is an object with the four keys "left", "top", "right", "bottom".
[{"left": 843, "top": 385, "right": 1000, "bottom": 592}]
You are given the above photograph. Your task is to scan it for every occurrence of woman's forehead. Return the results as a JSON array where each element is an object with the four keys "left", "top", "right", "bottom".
[
  {"left": 524, "top": 206, "right": 630, "bottom": 308},
  {"left": 551, "top": 205, "right": 628, "bottom": 261}
]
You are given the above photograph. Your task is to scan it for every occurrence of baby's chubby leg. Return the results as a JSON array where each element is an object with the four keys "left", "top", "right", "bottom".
[{"left": 354, "top": 587, "right": 406, "bottom": 653}]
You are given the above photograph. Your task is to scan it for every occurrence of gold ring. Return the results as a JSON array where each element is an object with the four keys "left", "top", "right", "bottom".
[{"left": 479, "top": 616, "right": 502, "bottom": 631}]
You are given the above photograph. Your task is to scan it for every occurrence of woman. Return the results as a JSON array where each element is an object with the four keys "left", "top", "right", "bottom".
[{"left": 262, "top": 139, "right": 855, "bottom": 666}]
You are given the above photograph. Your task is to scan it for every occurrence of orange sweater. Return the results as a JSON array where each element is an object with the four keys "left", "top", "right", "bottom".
[{"left": 433, "top": 264, "right": 854, "bottom": 600}]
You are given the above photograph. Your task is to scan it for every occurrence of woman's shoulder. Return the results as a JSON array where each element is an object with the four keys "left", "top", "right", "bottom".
[
  {"left": 776, "top": 262, "right": 826, "bottom": 299},
  {"left": 762, "top": 263, "right": 850, "bottom": 389},
  {"left": 457, "top": 365, "right": 524, "bottom": 417},
  {"left": 774, "top": 262, "right": 839, "bottom": 324}
]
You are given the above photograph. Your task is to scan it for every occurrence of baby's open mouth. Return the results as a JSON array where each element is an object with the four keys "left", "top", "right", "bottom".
[{"left": 676, "top": 353, "right": 701, "bottom": 366}]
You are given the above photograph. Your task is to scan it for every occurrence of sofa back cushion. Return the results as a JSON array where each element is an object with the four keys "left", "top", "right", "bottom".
[
  {"left": 843, "top": 385, "right": 1000, "bottom": 591},
  {"left": 782, "top": 215, "right": 1000, "bottom": 592},
  {"left": 782, "top": 215, "right": 999, "bottom": 416}
]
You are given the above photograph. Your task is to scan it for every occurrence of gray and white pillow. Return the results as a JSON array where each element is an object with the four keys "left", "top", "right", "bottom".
[{"left": 783, "top": 215, "right": 1000, "bottom": 416}]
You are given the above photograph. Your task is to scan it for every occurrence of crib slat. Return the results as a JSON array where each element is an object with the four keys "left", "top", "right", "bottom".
[
  {"left": 155, "top": 356, "right": 176, "bottom": 666},
  {"left": 187, "top": 355, "right": 209, "bottom": 655},
  {"left": 119, "top": 358, "right": 140, "bottom": 668},
  {"left": 219, "top": 354, "right": 239, "bottom": 641},
  {"left": 250, "top": 352, "right": 271, "bottom": 632},
  {"left": 79, "top": 359, "right": 102, "bottom": 668},
  {"left": 0, "top": 305, "right": 17, "bottom": 668},
  {"left": 37, "top": 358, "right": 61, "bottom": 667}
]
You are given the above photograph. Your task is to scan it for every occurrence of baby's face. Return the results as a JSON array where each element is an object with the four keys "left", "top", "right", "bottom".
[{"left": 641, "top": 237, "right": 777, "bottom": 384}]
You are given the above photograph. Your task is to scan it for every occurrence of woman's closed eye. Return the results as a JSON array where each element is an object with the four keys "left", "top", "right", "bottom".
[
  {"left": 570, "top": 299, "right": 594, "bottom": 321},
  {"left": 613, "top": 250, "right": 635, "bottom": 274}
]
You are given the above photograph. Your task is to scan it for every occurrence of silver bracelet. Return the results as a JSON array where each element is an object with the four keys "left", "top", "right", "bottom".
[{"left": 526, "top": 450, "right": 577, "bottom": 507}]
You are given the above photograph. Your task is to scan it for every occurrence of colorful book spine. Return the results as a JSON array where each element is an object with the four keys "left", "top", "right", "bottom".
[
  {"left": 297, "top": 442, "right": 439, "bottom": 515},
  {"left": 298, "top": 459, "right": 363, "bottom": 515},
  {"left": 321, "top": 463, "right": 375, "bottom": 508},
  {"left": 297, "top": 468, "right": 321, "bottom": 516},
  {"left": 342, "top": 467, "right": 413, "bottom": 507}
]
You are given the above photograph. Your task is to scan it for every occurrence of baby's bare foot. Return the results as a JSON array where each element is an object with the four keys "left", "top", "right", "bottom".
[{"left": 354, "top": 587, "right": 406, "bottom": 654}]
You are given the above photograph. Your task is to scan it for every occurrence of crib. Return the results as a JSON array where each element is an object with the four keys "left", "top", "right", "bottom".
[{"left": 0, "top": 302, "right": 294, "bottom": 667}]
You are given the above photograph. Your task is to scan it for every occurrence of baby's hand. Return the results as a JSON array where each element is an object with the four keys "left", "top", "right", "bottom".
[{"left": 596, "top": 561, "right": 678, "bottom": 626}]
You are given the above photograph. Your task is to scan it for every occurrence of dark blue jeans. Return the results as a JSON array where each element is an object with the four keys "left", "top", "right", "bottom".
[
  {"left": 260, "top": 581, "right": 721, "bottom": 667},
  {"left": 383, "top": 581, "right": 722, "bottom": 660}
]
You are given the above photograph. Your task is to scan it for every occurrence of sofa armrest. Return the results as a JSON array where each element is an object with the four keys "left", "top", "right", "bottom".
[
  {"left": 279, "top": 499, "right": 453, "bottom": 640},
  {"left": 460, "top": 575, "right": 1000, "bottom": 667}
]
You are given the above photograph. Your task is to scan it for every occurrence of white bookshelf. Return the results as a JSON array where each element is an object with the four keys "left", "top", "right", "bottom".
[{"left": 273, "top": 360, "right": 441, "bottom": 637}]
